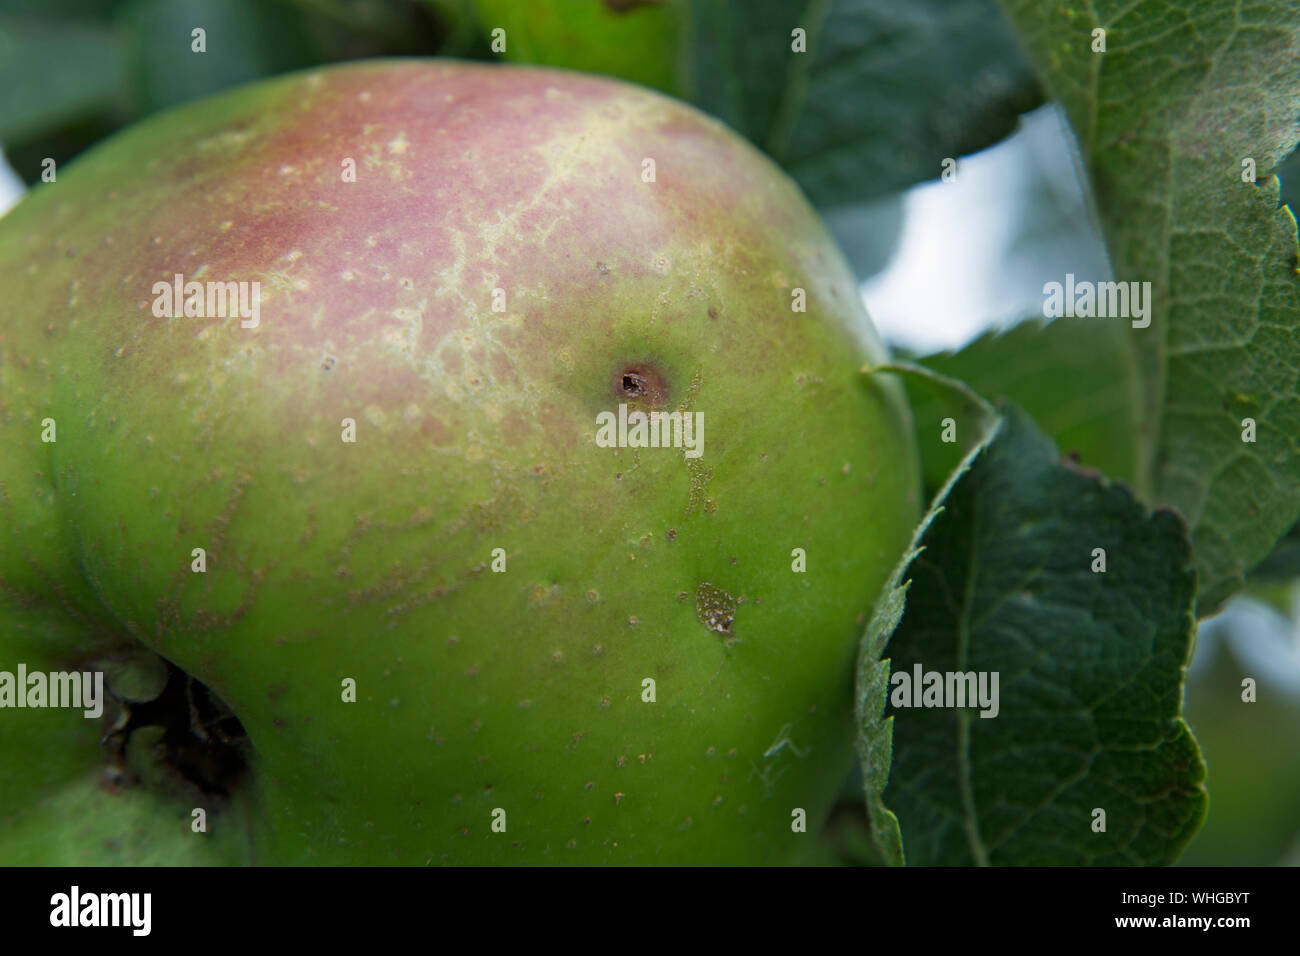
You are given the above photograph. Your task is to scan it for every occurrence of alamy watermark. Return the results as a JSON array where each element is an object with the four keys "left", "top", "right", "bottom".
[
  {"left": 1042, "top": 273, "right": 1151, "bottom": 328},
  {"left": 595, "top": 404, "right": 704, "bottom": 459},
  {"left": 0, "top": 665, "right": 104, "bottom": 718},
  {"left": 152, "top": 273, "right": 260, "bottom": 328},
  {"left": 50, "top": 886, "right": 151, "bottom": 936},
  {"left": 890, "top": 663, "right": 1000, "bottom": 718}
]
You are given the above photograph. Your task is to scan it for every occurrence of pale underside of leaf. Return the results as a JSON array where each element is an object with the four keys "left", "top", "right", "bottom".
[{"left": 999, "top": 0, "right": 1300, "bottom": 614}]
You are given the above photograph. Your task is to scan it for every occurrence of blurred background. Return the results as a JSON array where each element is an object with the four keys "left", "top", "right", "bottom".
[{"left": 2, "top": 0, "right": 1296, "bottom": 866}]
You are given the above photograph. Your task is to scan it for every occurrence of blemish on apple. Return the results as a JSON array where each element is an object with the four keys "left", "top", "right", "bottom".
[{"left": 694, "top": 582, "right": 736, "bottom": 636}]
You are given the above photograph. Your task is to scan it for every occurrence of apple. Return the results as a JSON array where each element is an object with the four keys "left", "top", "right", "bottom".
[
  {"left": 0, "top": 59, "right": 920, "bottom": 864},
  {"left": 466, "top": 0, "right": 680, "bottom": 95}
]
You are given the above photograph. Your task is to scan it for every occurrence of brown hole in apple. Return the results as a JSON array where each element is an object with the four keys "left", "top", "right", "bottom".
[{"left": 614, "top": 363, "right": 668, "bottom": 409}]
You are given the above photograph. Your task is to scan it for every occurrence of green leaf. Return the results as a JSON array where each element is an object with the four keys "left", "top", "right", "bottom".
[
  {"left": 420, "top": 0, "right": 495, "bottom": 58},
  {"left": 0, "top": 0, "right": 131, "bottom": 17},
  {"left": 1248, "top": 520, "right": 1300, "bottom": 585},
  {"left": 856, "top": 364, "right": 999, "bottom": 866},
  {"left": 999, "top": 0, "right": 1300, "bottom": 615},
  {"left": 882, "top": 404, "right": 1205, "bottom": 865},
  {"left": 821, "top": 192, "right": 904, "bottom": 280},
  {"left": 919, "top": 318, "right": 1141, "bottom": 489},
  {"left": 1281, "top": 147, "right": 1300, "bottom": 214},
  {"left": 887, "top": 359, "right": 1001, "bottom": 493},
  {"left": 0, "top": 16, "right": 126, "bottom": 143},
  {"left": 1180, "top": 626, "right": 1300, "bottom": 866},
  {"left": 678, "top": 0, "right": 1043, "bottom": 207},
  {"left": 117, "top": 0, "right": 326, "bottom": 114}
]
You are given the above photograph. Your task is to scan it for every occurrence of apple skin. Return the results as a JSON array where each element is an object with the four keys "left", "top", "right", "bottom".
[
  {"left": 0, "top": 593, "right": 258, "bottom": 863},
  {"left": 0, "top": 59, "right": 919, "bottom": 864}
]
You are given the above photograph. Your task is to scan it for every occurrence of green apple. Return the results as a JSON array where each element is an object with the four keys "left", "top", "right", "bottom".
[
  {"left": 466, "top": 0, "right": 680, "bottom": 95},
  {"left": 0, "top": 600, "right": 255, "bottom": 864},
  {"left": 0, "top": 59, "right": 919, "bottom": 864}
]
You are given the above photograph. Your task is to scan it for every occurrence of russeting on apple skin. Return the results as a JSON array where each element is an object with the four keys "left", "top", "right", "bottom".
[{"left": 0, "top": 59, "right": 920, "bottom": 865}]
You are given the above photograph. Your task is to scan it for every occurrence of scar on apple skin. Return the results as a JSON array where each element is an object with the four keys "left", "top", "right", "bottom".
[{"left": 695, "top": 582, "right": 737, "bottom": 639}]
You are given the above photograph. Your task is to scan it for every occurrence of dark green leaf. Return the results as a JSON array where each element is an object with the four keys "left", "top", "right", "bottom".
[
  {"left": 420, "top": 0, "right": 495, "bottom": 58},
  {"left": 678, "top": 0, "right": 1043, "bottom": 206},
  {"left": 882, "top": 404, "right": 1205, "bottom": 864},
  {"left": 117, "top": 0, "right": 326, "bottom": 114},
  {"left": 0, "top": 0, "right": 131, "bottom": 17},
  {"left": 0, "top": 16, "right": 126, "bottom": 143},
  {"left": 1280, "top": 146, "right": 1300, "bottom": 219},
  {"left": 857, "top": 363, "right": 999, "bottom": 866},
  {"left": 821, "top": 193, "right": 904, "bottom": 280},
  {"left": 1248, "top": 520, "right": 1300, "bottom": 584}
]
